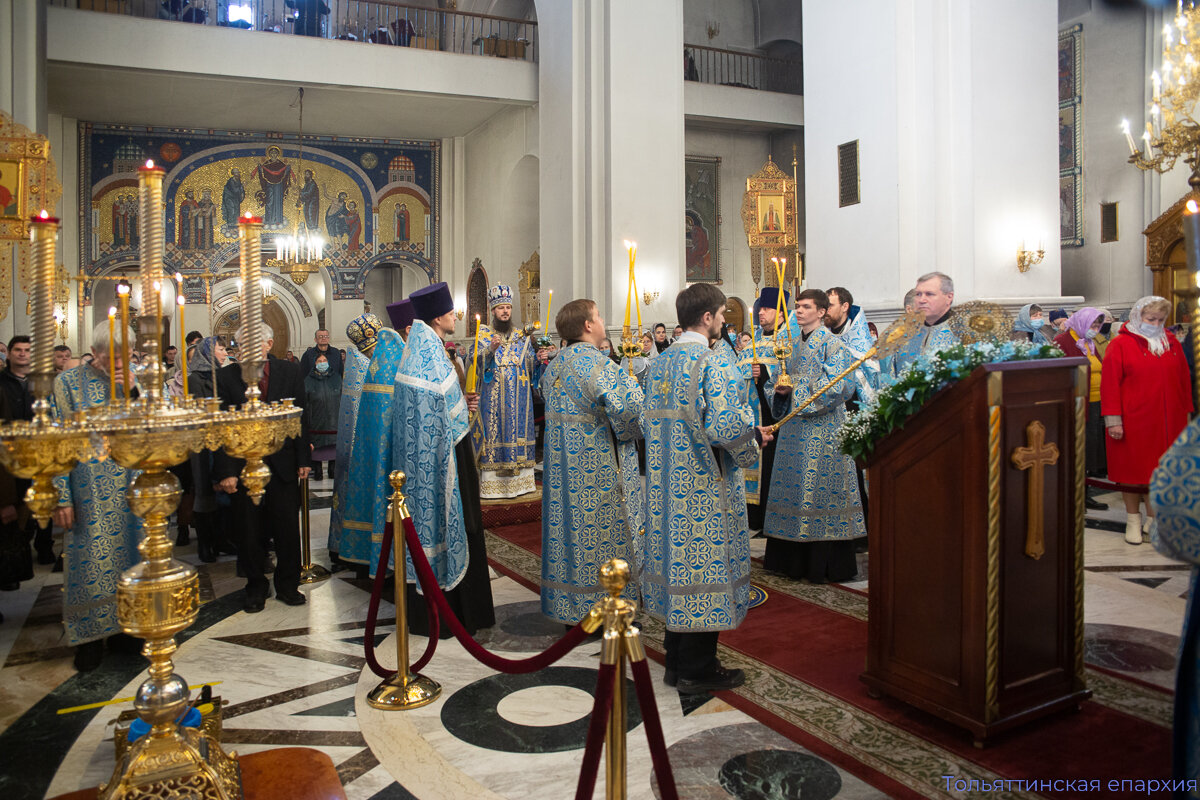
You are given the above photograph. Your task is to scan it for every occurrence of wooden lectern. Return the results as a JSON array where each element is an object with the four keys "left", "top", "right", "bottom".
[{"left": 859, "top": 360, "right": 1093, "bottom": 745}]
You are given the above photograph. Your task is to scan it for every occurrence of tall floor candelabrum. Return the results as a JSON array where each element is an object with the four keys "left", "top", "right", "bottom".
[{"left": 0, "top": 168, "right": 300, "bottom": 800}]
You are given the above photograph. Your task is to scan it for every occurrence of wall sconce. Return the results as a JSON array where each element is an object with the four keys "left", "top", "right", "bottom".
[
  {"left": 1016, "top": 241, "right": 1045, "bottom": 273},
  {"left": 706, "top": 20, "right": 720, "bottom": 40},
  {"left": 455, "top": 308, "right": 465, "bottom": 320},
  {"left": 642, "top": 290, "right": 660, "bottom": 306}
]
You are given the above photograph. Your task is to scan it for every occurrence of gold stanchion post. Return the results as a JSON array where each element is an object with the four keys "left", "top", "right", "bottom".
[
  {"left": 367, "top": 471, "right": 442, "bottom": 710},
  {"left": 582, "top": 559, "right": 642, "bottom": 800},
  {"left": 299, "top": 475, "right": 330, "bottom": 583}
]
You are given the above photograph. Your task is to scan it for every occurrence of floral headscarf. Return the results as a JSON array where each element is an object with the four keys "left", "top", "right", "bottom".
[
  {"left": 1064, "top": 307, "right": 1104, "bottom": 356},
  {"left": 1125, "top": 295, "right": 1171, "bottom": 356}
]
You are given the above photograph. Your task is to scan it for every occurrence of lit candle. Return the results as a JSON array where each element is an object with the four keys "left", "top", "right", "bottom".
[
  {"left": 1121, "top": 119, "right": 1138, "bottom": 155},
  {"left": 1143, "top": 130, "right": 1154, "bottom": 159},
  {"left": 107, "top": 307, "right": 117, "bottom": 400},
  {"left": 117, "top": 283, "right": 132, "bottom": 403},
  {"left": 544, "top": 289, "right": 553, "bottom": 332},
  {"left": 750, "top": 291, "right": 760, "bottom": 363},
  {"left": 771, "top": 257, "right": 785, "bottom": 335},
  {"left": 177, "top": 295, "right": 188, "bottom": 400},
  {"left": 1154, "top": 70, "right": 1162, "bottom": 102},
  {"left": 781, "top": 258, "right": 792, "bottom": 342},
  {"left": 623, "top": 240, "right": 635, "bottom": 331}
]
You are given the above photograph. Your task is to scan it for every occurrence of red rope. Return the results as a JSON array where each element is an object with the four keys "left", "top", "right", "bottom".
[
  {"left": 573, "top": 662, "right": 616, "bottom": 800},
  {"left": 630, "top": 658, "right": 679, "bottom": 800},
  {"left": 362, "top": 522, "right": 438, "bottom": 679},
  {"left": 403, "top": 519, "right": 590, "bottom": 672}
]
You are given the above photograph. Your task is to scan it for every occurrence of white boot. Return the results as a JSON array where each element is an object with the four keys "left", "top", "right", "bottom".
[
  {"left": 1123, "top": 513, "right": 1142, "bottom": 544},
  {"left": 1125, "top": 513, "right": 1144, "bottom": 545},
  {"left": 1144, "top": 517, "right": 1158, "bottom": 542}
]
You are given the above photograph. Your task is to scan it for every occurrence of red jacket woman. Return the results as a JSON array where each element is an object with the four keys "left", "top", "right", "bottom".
[{"left": 1100, "top": 296, "right": 1193, "bottom": 543}]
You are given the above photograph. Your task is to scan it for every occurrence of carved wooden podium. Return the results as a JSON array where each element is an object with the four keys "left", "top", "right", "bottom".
[{"left": 859, "top": 360, "right": 1093, "bottom": 745}]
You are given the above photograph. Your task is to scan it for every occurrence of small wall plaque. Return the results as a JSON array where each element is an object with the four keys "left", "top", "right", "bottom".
[
  {"left": 838, "top": 140, "right": 860, "bottom": 207},
  {"left": 1100, "top": 202, "right": 1118, "bottom": 243}
]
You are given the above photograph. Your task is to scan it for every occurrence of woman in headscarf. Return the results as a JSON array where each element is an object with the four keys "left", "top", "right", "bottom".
[
  {"left": 187, "top": 336, "right": 232, "bottom": 561},
  {"left": 1011, "top": 303, "right": 1052, "bottom": 346},
  {"left": 1055, "top": 307, "right": 1108, "bottom": 509},
  {"left": 304, "top": 352, "right": 341, "bottom": 481},
  {"left": 1101, "top": 296, "right": 1193, "bottom": 545}
]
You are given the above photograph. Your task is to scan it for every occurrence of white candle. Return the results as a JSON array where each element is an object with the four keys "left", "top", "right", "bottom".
[{"left": 1121, "top": 119, "right": 1138, "bottom": 155}]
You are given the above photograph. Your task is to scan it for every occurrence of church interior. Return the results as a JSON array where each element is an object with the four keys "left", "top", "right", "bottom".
[{"left": 0, "top": 0, "right": 1197, "bottom": 798}]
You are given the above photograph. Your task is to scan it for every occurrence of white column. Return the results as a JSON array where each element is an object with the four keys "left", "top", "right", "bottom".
[
  {"left": 804, "top": 0, "right": 1061, "bottom": 307},
  {"left": 538, "top": 0, "right": 685, "bottom": 326}
]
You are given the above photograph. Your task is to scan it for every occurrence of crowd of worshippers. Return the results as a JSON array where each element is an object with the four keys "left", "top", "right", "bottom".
[{"left": 0, "top": 273, "right": 1191, "bottom": 689}]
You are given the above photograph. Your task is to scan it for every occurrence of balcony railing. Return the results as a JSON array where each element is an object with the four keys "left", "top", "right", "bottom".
[
  {"left": 55, "top": 0, "right": 538, "bottom": 62},
  {"left": 684, "top": 44, "right": 802, "bottom": 96}
]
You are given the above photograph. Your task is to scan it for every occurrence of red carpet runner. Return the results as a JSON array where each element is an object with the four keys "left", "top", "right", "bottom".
[{"left": 486, "top": 520, "right": 1174, "bottom": 800}]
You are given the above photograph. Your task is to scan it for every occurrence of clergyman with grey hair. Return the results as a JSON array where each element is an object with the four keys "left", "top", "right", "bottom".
[
  {"left": 883, "top": 271, "right": 960, "bottom": 381},
  {"left": 211, "top": 324, "right": 312, "bottom": 613}
]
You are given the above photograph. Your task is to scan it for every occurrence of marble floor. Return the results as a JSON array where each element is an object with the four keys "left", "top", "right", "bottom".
[{"left": 0, "top": 485, "right": 1188, "bottom": 800}]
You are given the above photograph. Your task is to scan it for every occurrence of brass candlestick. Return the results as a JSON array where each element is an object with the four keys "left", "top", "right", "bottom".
[{"left": 299, "top": 476, "right": 331, "bottom": 584}]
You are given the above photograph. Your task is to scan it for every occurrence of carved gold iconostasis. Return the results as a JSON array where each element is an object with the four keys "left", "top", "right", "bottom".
[
  {"left": 741, "top": 157, "right": 799, "bottom": 293},
  {"left": 79, "top": 123, "right": 439, "bottom": 306},
  {"left": 0, "top": 110, "right": 64, "bottom": 323}
]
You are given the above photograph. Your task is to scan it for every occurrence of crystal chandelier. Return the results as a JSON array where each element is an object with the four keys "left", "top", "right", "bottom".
[
  {"left": 267, "top": 87, "right": 330, "bottom": 284},
  {"left": 1123, "top": 1, "right": 1200, "bottom": 187}
]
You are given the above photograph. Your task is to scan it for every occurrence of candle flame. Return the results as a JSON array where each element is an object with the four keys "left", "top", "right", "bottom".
[
  {"left": 38, "top": 209, "right": 49, "bottom": 219},
  {"left": 243, "top": 211, "right": 253, "bottom": 219},
  {"left": 108, "top": 306, "right": 117, "bottom": 318},
  {"left": 1121, "top": 119, "right": 1131, "bottom": 133},
  {"left": 174, "top": 272, "right": 183, "bottom": 282},
  {"left": 1188, "top": 199, "right": 1199, "bottom": 214},
  {"left": 117, "top": 284, "right": 130, "bottom": 296},
  {"left": 178, "top": 295, "right": 186, "bottom": 307},
  {"left": 771, "top": 256, "right": 779, "bottom": 264},
  {"left": 476, "top": 314, "right": 480, "bottom": 321},
  {"left": 145, "top": 160, "right": 154, "bottom": 169}
]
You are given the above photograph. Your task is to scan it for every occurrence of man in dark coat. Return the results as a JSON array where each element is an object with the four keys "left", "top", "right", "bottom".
[
  {"left": 300, "top": 328, "right": 345, "bottom": 377},
  {"left": 212, "top": 325, "right": 312, "bottom": 612}
]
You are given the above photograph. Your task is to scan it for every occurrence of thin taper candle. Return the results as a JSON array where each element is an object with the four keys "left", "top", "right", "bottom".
[
  {"left": 545, "top": 289, "right": 553, "bottom": 331},
  {"left": 117, "top": 284, "right": 132, "bottom": 405},
  {"left": 107, "top": 307, "right": 117, "bottom": 400},
  {"left": 177, "top": 295, "right": 188, "bottom": 400},
  {"left": 781, "top": 258, "right": 793, "bottom": 342}
]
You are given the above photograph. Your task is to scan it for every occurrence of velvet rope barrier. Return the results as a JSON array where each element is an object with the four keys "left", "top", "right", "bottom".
[
  {"left": 403, "top": 519, "right": 591, "bottom": 672},
  {"left": 630, "top": 658, "right": 679, "bottom": 800},
  {"left": 362, "top": 521, "right": 439, "bottom": 679},
  {"left": 573, "top": 662, "right": 616, "bottom": 800}
]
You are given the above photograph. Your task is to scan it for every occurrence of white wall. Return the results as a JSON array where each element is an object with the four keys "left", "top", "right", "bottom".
[{"left": 805, "top": 0, "right": 1064, "bottom": 311}]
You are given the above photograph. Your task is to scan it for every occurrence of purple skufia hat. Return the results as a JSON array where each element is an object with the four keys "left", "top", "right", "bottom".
[
  {"left": 409, "top": 282, "right": 454, "bottom": 323},
  {"left": 387, "top": 299, "right": 415, "bottom": 330}
]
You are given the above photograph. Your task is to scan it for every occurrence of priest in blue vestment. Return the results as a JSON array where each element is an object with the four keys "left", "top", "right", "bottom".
[
  {"left": 764, "top": 289, "right": 865, "bottom": 584},
  {"left": 395, "top": 282, "right": 495, "bottom": 637},
  {"left": 340, "top": 305, "right": 411, "bottom": 574},
  {"left": 640, "top": 284, "right": 772, "bottom": 694},
  {"left": 52, "top": 321, "right": 142, "bottom": 671},
  {"left": 824, "top": 286, "right": 878, "bottom": 404},
  {"left": 882, "top": 271, "right": 959, "bottom": 381},
  {"left": 1150, "top": 419, "right": 1200, "bottom": 794},
  {"left": 540, "top": 298, "right": 644, "bottom": 625},
  {"left": 327, "top": 312, "right": 382, "bottom": 566}
]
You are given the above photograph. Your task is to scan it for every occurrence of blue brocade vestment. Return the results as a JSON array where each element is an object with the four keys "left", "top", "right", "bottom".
[
  {"left": 639, "top": 337, "right": 759, "bottom": 633},
  {"left": 53, "top": 365, "right": 142, "bottom": 646},
  {"left": 328, "top": 347, "right": 368, "bottom": 556},
  {"left": 341, "top": 330, "right": 405, "bottom": 573},
  {"left": 1149, "top": 419, "right": 1200, "bottom": 795},
  {"left": 470, "top": 325, "right": 537, "bottom": 499},
  {"left": 539, "top": 343, "right": 645, "bottom": 624}
]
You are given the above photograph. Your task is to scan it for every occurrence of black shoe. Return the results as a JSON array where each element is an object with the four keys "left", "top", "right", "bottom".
[
  {"left": 36, "top": 547, "right": 56, "bottom": 566},
  {"left": 1085, "top": 497, "right": 1108, "bottom": 511},
  {"left": 276, "top": 589, "right": 306, "bottom": 606},
  {"left": 74, "top": 640, "right": 105, "bottom": 672},
  {"left": 677, "top": 665, "right": 745, "bottom": 695},
  {"left": 663, "top": 669, "right": 678, "bottom": 687},
  {"left": 0, "top": 581, "right": 18, "bottom": 591},
  {"left": 52, "top": 554, "right": 63, "bottom": 573},
  {"left": 244, "top": 594, "right": 267, "bottom": 613},
  {"left": 106, "top": 633, "right": 143, "bottom": 654}
]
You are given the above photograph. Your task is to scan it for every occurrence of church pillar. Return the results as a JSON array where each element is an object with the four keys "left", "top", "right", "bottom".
[
  {"left": 803, "top": 0, "right": 1062, "bottom": 308},
  {"left": 538, "top": 0, "right": 685, "bottom": 326}
]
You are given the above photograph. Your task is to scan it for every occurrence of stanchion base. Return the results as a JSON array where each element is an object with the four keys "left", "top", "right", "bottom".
[
  {"left": 366, "top": 673, "right": 442, "bottom": 710},
  {"left": 299, "top": 564, "right": 332, "bottom": 584}
]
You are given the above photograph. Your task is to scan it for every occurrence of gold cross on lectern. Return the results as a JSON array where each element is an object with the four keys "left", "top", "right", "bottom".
[{"left": 1010, "top": 420, "right": 1059, "bottom": 560}]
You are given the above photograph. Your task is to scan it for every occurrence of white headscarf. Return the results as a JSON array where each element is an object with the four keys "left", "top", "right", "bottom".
[{"left": 1126, "top": 295, "right": 1171, "bottom": 356}]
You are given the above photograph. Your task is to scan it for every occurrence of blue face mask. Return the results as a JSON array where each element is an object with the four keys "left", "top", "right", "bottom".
[
  {"left": 316, "top": 362, "right": 330, "bottom": 373},
  {"left": 1084, "top": 328, "right": 1098, "bottom": 339},
  {"left": 1029, "top": 317, "right": 1045, "bottom": 328}
]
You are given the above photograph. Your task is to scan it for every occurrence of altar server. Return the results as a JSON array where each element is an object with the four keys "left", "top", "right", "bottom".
[{"left": 540, "top": 298, "right": 644, "bottom": 625}]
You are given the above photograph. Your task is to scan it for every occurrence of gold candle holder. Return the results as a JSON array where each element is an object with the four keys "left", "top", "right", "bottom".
[
  {"left": 237, "top": 214, "right": 265, "bottom": 405},
  {"left": 28, "top": 212, "right": 58, "bottom": 417},
  {"left": 137, "top": 162, "right": 168, "bottom": 409}
]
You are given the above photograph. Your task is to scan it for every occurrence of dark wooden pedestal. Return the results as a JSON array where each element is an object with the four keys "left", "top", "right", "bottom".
[
  {"left": 49, "top": 747, "right": 347, "bottom": 800},
  {"left": 859, "top": 361, "right": 1093, "bottom": 744}
]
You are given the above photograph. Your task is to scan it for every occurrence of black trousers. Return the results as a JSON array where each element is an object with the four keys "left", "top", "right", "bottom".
[
  {"left": 662, "top": 630, "right": 720, "bottom": 680},
  {"left": 233, "top": 478, "right": 301, "bottom": 597}
]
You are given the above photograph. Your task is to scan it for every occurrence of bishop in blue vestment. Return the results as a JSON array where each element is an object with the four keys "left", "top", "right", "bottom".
[
  {"left": 395, "top": 283, "right": 495, "bottom": 637},
  {"left": 540, "top": 299, "right": 644, "bottom": 624},
  {"left": 640, "top": 284, "right": 769, "bottom": 694},
  {"left": 1150, "top": 419, "right": 1200, "bottom": 795},
  {"left": 52, "top": 323, "right": 141, "bottom": 670}
]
